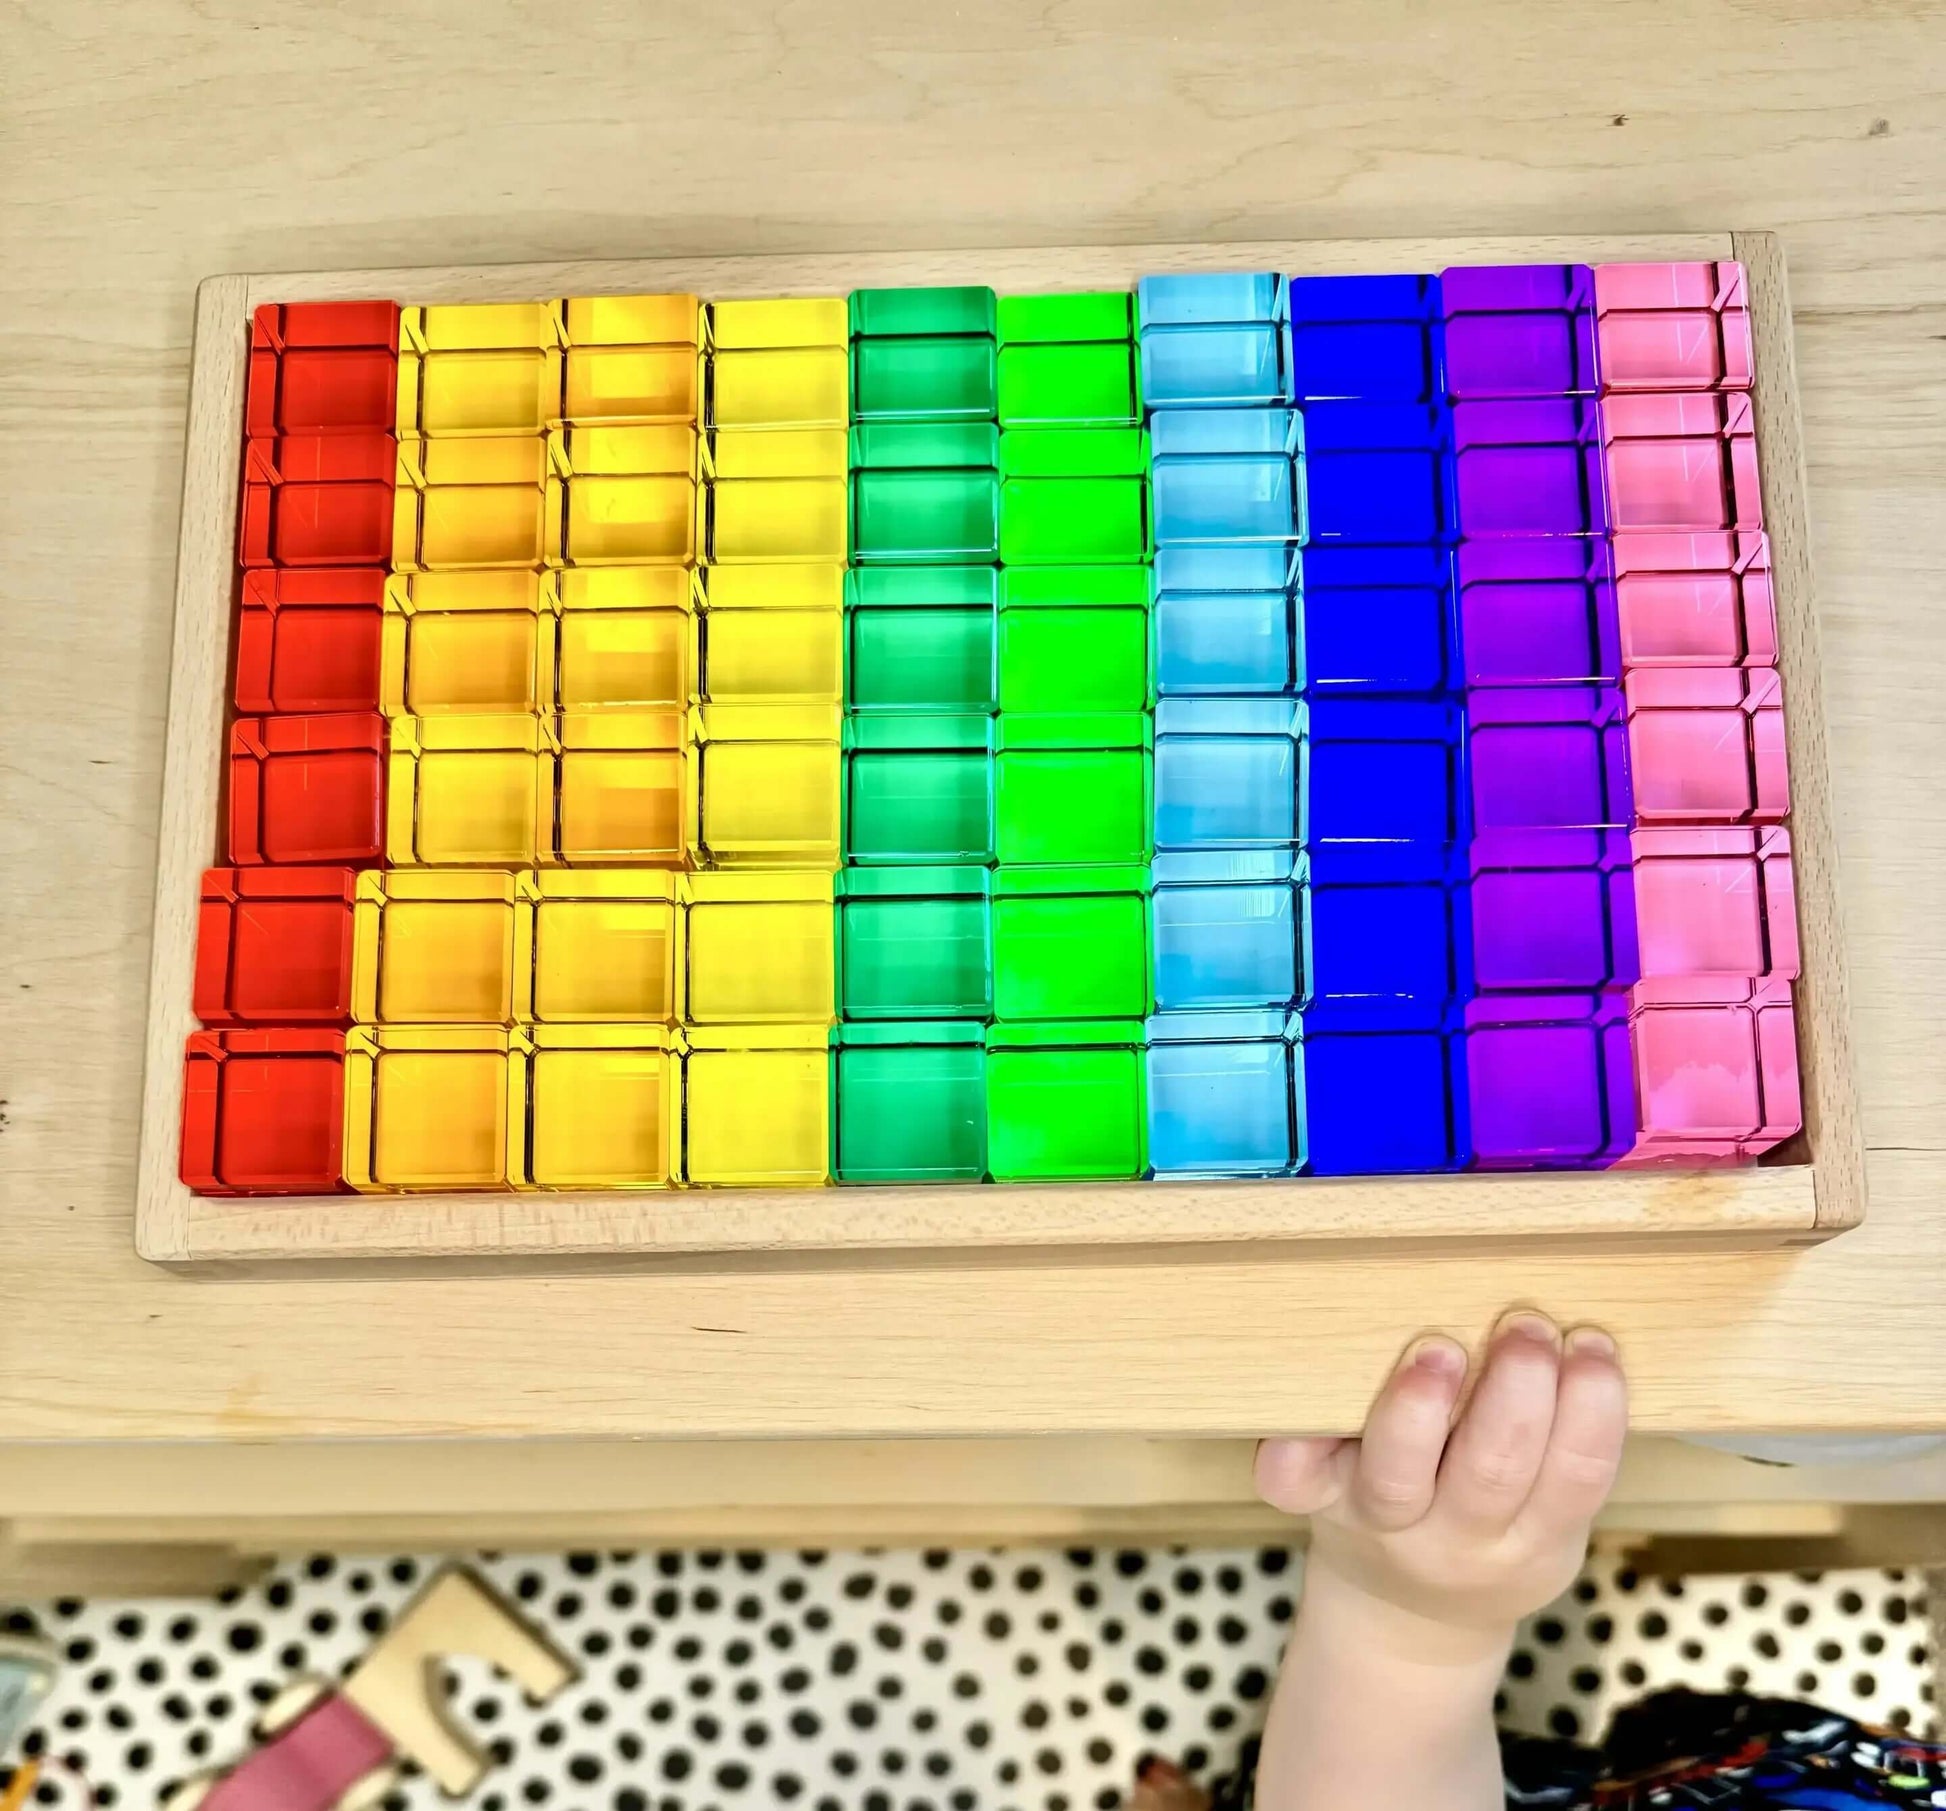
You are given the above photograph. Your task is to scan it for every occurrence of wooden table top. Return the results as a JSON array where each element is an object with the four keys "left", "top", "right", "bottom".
[{"left": 3, "top": 1, "right": 1942, "bottom": 1443}]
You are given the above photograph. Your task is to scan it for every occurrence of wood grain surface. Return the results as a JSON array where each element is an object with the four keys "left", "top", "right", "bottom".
[{"left": 3, "top": 1, "right": 1943, "bottom": 1448}]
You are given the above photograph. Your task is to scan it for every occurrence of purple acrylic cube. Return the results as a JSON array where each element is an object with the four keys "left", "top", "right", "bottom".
[
  {"left": 1467, "top": 684, "right": 1632, "bottom": 867},
  {"left": 1440, "top": 264, "right": 1598, "bottom": 399},
  {"left": 1469, "top": 850, "right": 1639, "bottom": 993},
  {"left": 1463, "top": 991, "right": 1635, "bottom": 1169},
  {"left": 1456, "top": 540, "right": 1620, "bottom": 686},
  {"left": 1451, "top": 400, "right": 1608, "bottom": 538}
]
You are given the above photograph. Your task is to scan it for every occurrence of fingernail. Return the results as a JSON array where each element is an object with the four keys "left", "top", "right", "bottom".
[
  {"left": 1495, "top": 1310, "right": 1560, "bottom": 1348},
  {"left": 1567, "top": 1325, "right": 1617, "bottom": 1359},
  {"left": 1406, "top": 1334, "right": 1465, "bottom": 1376}
]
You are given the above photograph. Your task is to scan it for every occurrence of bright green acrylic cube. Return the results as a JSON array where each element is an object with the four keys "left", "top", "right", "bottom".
[
  {"left": 836, "top": 1025, "right": 988, "bottom": 1183},
  {"left": 991, "top": 866, "right": 1151, "bottom": 1022},
  {"left": 839, "top": 867, "right": 992, "bottom": 1020},
  {"left": 997, "top": 566, "right": 1149, "bottom": 720},
  {"left": 997, "top": 342, "right": 1139, "bottom": 426},
  {"left": 998, "top": 427, "right": 1150, "bottom": 564},
  {"left": 986, "top": 1024, "right": 1146, "bottom": 1181},
  {"left": 996, "top": 291, "right": 1134, "bottom": 345},
  {"left": 995, "top": 720, "right": 1151, "bottom": 866}
]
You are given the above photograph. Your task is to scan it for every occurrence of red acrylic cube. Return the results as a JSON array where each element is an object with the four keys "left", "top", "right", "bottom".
[
  {"left": 235, "top": 568, "right": 386, "bottom": 712},
  {"left": 1593, "top": 261, "right": 1753, "bottom": 393},
  {"left": 181, "top": 1027, "right": 347, "bottom": 1194},
  {"left": 229, "top": 712, "right": 386, "bottom": 865},
  {"left": 239, "top": 430, "right": 396, "bottom": 568},
  {"left": 194, "top": 866, "right": 358, "bottom": 1025},
  {"left": 252, "top": 301, "right": 402, "bottom": 353}
]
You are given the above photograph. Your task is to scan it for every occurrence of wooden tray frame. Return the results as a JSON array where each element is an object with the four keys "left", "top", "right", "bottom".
[{"left": 135, "top": 231, "right": 1864, "bottom": 1270}]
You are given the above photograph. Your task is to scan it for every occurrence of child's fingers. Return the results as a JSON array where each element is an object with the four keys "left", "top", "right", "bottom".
[
  {"left": 1519, "top": 1326, "right": 1628, "bottom": 1536},
  {"left": 1434, "top": 1313, "right": 1562, "bottom": 1534},
  {"left": 1346, "top": 1335, "right": 1468, "bottom": 1530},
  {"left": 1253, "top": 1435, "right": 1352, "bottom": 1516}
]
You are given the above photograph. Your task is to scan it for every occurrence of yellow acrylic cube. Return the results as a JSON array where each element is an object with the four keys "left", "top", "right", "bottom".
[
  {"left": 683, "top": 1026, "right": 831, "bottom": 1186},
  {"left": 564, "top": 293, "right": 704, "bottom": 426},
  {"left": 397, "top": 304, "right": 565, "bottom": 438},
  {"left": 526, "top": 1025, "right": 679, "bottom": 1189},
  {"left": 556, "top": 710, "right": 688, "bottom": 867},
  {"left": 351, "top": 869, "right": 527, "bottom": 1026},
  {"left": 693, "top": 703, "right": 841, "bottom": 868},
  {"left": 705, "top": 429, "right": 848, "bottom": 564},
  {"left": 712, "top": 346, "right": 848, "bottom": 430},
  {"left": 684, "top": 871, "right": 835, "bottom": 1025},
  {"left": 528, "top": 871, "right": 682, "bottom": 1023},
  {"left": 381, "top": 571, "right": 552, "bottom": 714},
  {"left": 710, "top": 298, "right": 848, "bottom": 351},
  {"left": 555, "top": 567, "right": 696, "bottom": 712},
  {"left": 698, "top": 565, "right": 843, "bottom": 707},
  {"left": 388, "top": 712, "right": 554, "bottom": 867},
  {"left": 394, "top": 435, "right": 550, "bottom": 570},
  {"left": 344, "top": 1024, "right": 525, "bottom": 1191},
  {"left": 548, "top": 424, "right": 700, "bottom": 565}
]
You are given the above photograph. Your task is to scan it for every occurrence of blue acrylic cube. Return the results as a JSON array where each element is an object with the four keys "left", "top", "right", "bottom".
[
  {"left": 1152, "top": 866, "right": 1300, "bottom": 1011},
  {"left": 1296, "top": 1028, "right": 1466, "bottom": 1174},
  {"left": 1304, "top": 879, "right": 1461, "bottom": 1029},
  {"left": 1150, "top": 409, "right": 1305, "bottom": 546},
  {"left": 1302, "top": 403, "right": 1450, "bottom": 546},
  {"left": 1304, "top": 698, "right": 1463, "bottom": 878},
  {"left": 1286, "top": 274, "right": 1443, "bottom": 404},
  {"left": 1300, "top": 545, "right": 1455, "bottom": 696},
  {"left": 1154, "top": 697, "right": 1303, "bottom": 852},
  {"left": 1146, "top": 1016, "right": 1294, "bottom": 1177}
]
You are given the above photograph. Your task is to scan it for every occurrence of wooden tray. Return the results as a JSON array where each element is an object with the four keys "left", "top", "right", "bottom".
[{"left": 135, "top": 231, "right": 1863, "bottom": 1270}]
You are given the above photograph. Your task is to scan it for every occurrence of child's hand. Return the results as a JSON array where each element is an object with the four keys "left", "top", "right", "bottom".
[{"left": 1254, "top": 1314, "right": 1627, "bottom": 1661}]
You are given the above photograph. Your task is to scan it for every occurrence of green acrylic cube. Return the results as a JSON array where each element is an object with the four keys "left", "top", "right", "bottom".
[
  {"left": 839, "top": 867, "right": 992, "bottom": 1020},
  {"left": 853, "top": 338, "right": 997, "bottom": 422},
  {"left": 997, "top": 342, "right": 1139, "bottom": 426},
  {"left": 850, "top": 286, "right": 998, "bottom": 339},
  {"left": 998, "top": 427, "right": 1150, "bottom": 564},
  {"left": 836, "top": 1025, "right": 988, "bottom": 1183},
  {"left": 992, "top": 867, "right": 1150, "bottom": 1022},
  {"left": 850, "top": 423, "right": 1000, "bottom": 565},
  {"left": 986, "top": 1025, "right": 1146, "bottom": 1181},
  {"left": 996, "top": 291, "right": 1134, "bottom": 345},
  {"left": 995, "top": 721, "right": 1151, "bottom": 865},
  {"left": 846, "top": 568, "right": 997, "bottom": 714},
  {"left": 845, "top": 715, "right": 994, "bottom": 863},
  {"left": 997, "top": 567, "right": 1149, "bottom": 720}
]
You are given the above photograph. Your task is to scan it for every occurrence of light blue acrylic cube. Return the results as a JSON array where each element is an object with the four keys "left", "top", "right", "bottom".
[
  {"left": 1150, "top": 409, "right": 1306, "bottom": 546},
  {"left": 1151, "top": 865, "right": 1300, "bottom": 1011},
  {"left": 1146, "top": 1012, "right": 1296, "bottom": 1177},
  {"left": 1153, "top": 697, "right": 1303, "bottom": 851},
  {"left": 1137, "top": 272, "right": 1289, "bottom": 409}
]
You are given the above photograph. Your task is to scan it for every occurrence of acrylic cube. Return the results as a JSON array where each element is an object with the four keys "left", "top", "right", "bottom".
[
  {"left": 995, "top": 728, "right": 1151, "bottom": 867},
  {"left": 241, "top": 430, "right": 396, "bottom": 568},
  {"left": 380, "top": 570, "right": 552, "bottom": 714},
  {"left": 699, "top": 564, "right": 844, "bottom": 708},
  {"left": 248, "top": 301, "right": 400, "bottom": 435},
  {"left": 1136, "top": 273, "right": 1287, "bottom": 408},
  {"left": 235, "top": 568, "right": 385, "bottom": 715},
  {"left": 846, "top": 568, "right": 998, "bottom": 714},
  {"left": 549, "top": 423, "right": 700, "bottom": 565},
  {"left": 996, "top": 339, "right": 1139, "bottom": 427},
  {"left": 1151, "top": 864, "right": 1300, "bottom": 1012},
  {"left": 1469, "top": 856, "right": 1635, "bottom": 995},
  {"left": 839, "top": 867, "right": 992, "bottom": 1021},
  {"left": 693, "top": 704, "right": 841, "bottom": 868},
  {"left": 849, "top": 423, "right": 1000, "bottom": 565},
  {"left": 707, "top": 428, "right": 848, "bottom": 565},
  {"left": 1146, "top": 1019, "right": 1295, "bottom": 1177},
  {"left": 1301, "top": 402, "right": 1447, "bottom": 546},
  {"left": 556, "top": 566, "right": 696, "bottom": 711},
  {"left": 1148, "top": 410, "right": 1301, "bottom": 547},
  {"left": 849, "top": 286, "right": 998, "bottom": 340},
  {"left": 351, "top": 869, "right": 526, "bottom": 1026},
  {"left": 684, "top": 872, "right": 836, "bottom": 1025},
  {"left": 1623, "top": 983, "right": 1801, "bottom": 1163},
  {"left": 397, "top": 315, "right": 562, "bottom": 439},
  {"left": 1601, "top": 391, "right": 1762, "bottom": 534},
  {"left": 230, "top": 712, "right": 386, "bottom": 866},
  {"left": 1285, "top": 274, "right": 1441, "bottom": 403},
  {"left": 684, "top": 1030, "right": 832, "bottom": 1186},
  {"left": 557, "top": 711, "right": 688, "bottom": 866},
  {"left": 711, "top": 297, "right": 847, "bottom": 430},
  {"left": 835, "top": 1026, "right": 988, "bottom": 1183},
  {"left": 1294, "top": 1028, "right": 1464, "bottom": 1175},
  {"left": 1153, "top": 698, "right": 1301, "bottom": 853},
  {"left": 1630, "top": 827, "right": 1797, "bottom": 1001},
  {"left": 386, "top": 712, "right": 551, "bottom": 867},
  {"left": 528, "top": 871, "right": 681, "bottom": 1024},
  {"left": 194, "top": 866, "right": 357, "bottom": 1026},
  {"left": 997, "top": 566, "right": 1150, "bottom": 719},
  {"left": 1449, "top": 399, "right": 1606, "bottom": 539},
  {"left": 997, "top": 427, "right": 1151, "bottom": 565},
  {"left": 391, "top": 433, "right": 548, "bottom": 570},
  {"left": 852, "top": 336, "right": 998, "bottom": 423},
  {"left": 343, "top": 1025, "right": 523, "bottom": 1191},
  {"left": 991, "top": 867, "right": 1150, "bottom": 1023},
  {"left": 181, "top": 1028, "right": 347, "bottom": 1195},
  {"left": 1466, "top": 686, "right": 1631, "bottom": 863},
  {"left": 986, "top": 1028, "right": 1146, "bottom": 1182},
  {"left": 1300, "top": 545, "right": 1454, "bottom": 695},
  {"left": 845, "top": 716, "right": 994, "bottom": 864},
  {"left": 1305, "top": 877, "right": 1463, "bottom": 1027},
  {"left": 1464, "top": 994, "right": 1634, "bottom": 1169},
  {"left": 563, "top": 293, "right": 705, "bottom": 426},
  {"left": 1625, "top": 667, "right": 1788, "bottom": 826},
  {"left": 1454, "top": 539, "right": 1620, "bottom": 687},
  {"left": 1593, "top": 262, "right": 1752, "bottom": 393},
  {"left": 527, "top": 1026, "right": 679, "bottom": 1189},
  {"left": 1439, "top": 264, "right": 1597, "bottom": 398},
  {"left": 1612, "top": 531, "right": 1776, "bottom": 668}
]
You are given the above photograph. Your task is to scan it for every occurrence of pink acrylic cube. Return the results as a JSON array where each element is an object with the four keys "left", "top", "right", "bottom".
[
  {"left": 1594, "top": 262, "right": 1753, "bottom": 393},
  {"left": 1630, "top": 826, "right": 1797, "bottom": 1002},
  {"left": 1626, "top": 667, "right": 1789, "bottom": 826},
  {"left": 1621, "top": 979, "right": 1801, "bottom": 1164},
  {"left": 1612, "top": 530, "right": 1776, "bottom": 668},
  {"left": 1602, "top": 392, "right": 1763, "bottom": 534}
]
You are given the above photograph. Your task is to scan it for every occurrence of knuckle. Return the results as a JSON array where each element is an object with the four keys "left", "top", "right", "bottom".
[{"left": 1549, "top": 1445, "right": 1620, "bottom": 1492}]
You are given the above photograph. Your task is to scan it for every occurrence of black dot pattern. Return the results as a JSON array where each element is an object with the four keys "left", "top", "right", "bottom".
[{"left": 0, "top": 1554, "right": 1931, "bottom": 1808}]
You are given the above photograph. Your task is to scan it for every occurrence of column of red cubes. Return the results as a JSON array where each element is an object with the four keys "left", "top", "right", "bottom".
[{"left": 181, "top": 301, "right": 401, "bottom": 1194}]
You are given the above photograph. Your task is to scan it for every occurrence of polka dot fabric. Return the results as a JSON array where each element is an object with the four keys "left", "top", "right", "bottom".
[{"left": 0, "top": 1551, "right": 1933, "bottom": 1810}]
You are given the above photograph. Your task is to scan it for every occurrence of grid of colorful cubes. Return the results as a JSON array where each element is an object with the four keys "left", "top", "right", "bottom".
[{"left": 181, "top": 261, "right": 1798, "bottom": 1197}]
